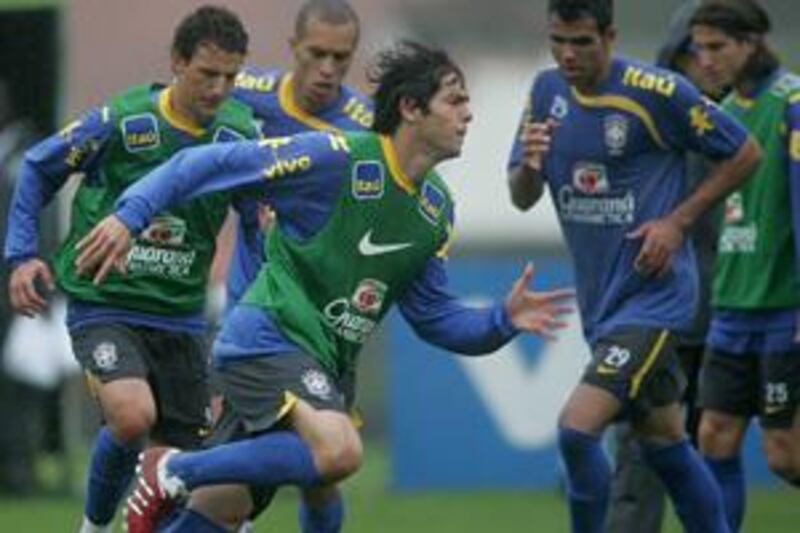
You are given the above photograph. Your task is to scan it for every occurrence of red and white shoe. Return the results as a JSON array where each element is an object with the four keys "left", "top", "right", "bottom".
[{"left": 124, "top": 447, "right": 186, "bottom": 533}]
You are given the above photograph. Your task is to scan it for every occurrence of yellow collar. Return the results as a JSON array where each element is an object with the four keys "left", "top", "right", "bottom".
[
  {"left": 278, "top": 73, "right": 339, "bottom": 132},
  {"left": 379, "top": 135, "right": 416, "bottom": 194},
  {"left": 158, "top": 86, "right": 206, "bottom": 137}
]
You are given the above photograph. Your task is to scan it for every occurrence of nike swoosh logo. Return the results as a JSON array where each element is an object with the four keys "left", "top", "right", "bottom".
[{"left": 358, "top": 230, "right": 413, "bottom": 256}]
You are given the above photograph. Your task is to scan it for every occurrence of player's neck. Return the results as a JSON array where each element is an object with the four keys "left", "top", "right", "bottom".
[
  {"left": 573, "top": 60, "right": 612, "bottom": 95},
  {"left": 390, "top": 129, "right": 437, "bottom": 185}
]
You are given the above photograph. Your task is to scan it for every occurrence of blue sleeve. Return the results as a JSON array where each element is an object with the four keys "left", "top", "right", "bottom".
[
  {"left": 115, "top": 131, "right": 349, "bottom": 235},
  {"left": 657, "top": 75, "right": 749, "bottom": 160},
  {"left": 4, "top": 108, "right": 111, "bottom": 265},
  {"left": 397, "top": 257, "right": 519, "bottom": 356},
  {"left": 787, "top": 98, "right": 800, "bottom": 278}
]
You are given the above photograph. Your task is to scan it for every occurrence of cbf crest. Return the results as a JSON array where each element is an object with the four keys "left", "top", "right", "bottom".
[
  {"left": 549, "top": 95, "right": 569, "bottom": 120},
  {"left": 604, "top": 114, "right": 628, "bottom": 156}
]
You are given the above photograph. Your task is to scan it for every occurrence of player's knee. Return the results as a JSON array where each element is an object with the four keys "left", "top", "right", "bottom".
[
  {"left": 764, "top": 432, "right": 799, "bottom": 482},
  {"left": 189, "top": 486, "right": 252, "bottom": 530},
  {"left": 106, "top": 404, "right": 156, "bottom": 443},
  {"left": 314, "top": 430, "right": 363, "bottom": 482},
  {"left": 698, "top": 413, "right": 742, "bottom": 457}
]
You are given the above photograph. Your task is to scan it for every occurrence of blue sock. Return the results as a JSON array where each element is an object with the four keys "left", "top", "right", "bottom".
[
  {"left": 162, "top": 508, "right": 227, "bottom": 533},
  {"left": 557, "top": 427, "right": 611, "bottom": 533},
  {"left": 169, "top": 430, "right": 320, "bottom": 490},
  {"left": 643, "top": 440, "right": 729, "bottom": 533},
  {"left": 84, "top": 427, "right": 141, "bottom": 525},
  {"left": 300, "top": 491, "right": 345, "bottom": 533},
  {"left": 706, "top": 456, "right": 745, "bottom": 532}
]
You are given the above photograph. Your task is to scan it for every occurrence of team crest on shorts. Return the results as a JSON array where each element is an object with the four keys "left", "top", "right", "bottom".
[
  {"left": 604, "top": 114, "right": 628, "bottom": 156},
  {"left": 92, "top": 342, "right": 118, "bottom": 372},
  {"left": 302, "top": 369, "right": 332, "bottom": 400}
]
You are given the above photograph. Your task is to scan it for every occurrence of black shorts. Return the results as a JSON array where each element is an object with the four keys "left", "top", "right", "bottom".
[
  {"left": 70, "top": 323, "right": 211, "bottom": 448},
  {"left": 699, "top": 348, "right": 800, "bottom": 429},
  {"left": 582, "top": 327, "right": 685, "bottom": 421},
  {"left": 207, "top": 352, "right": 353, "bottom": 515}
]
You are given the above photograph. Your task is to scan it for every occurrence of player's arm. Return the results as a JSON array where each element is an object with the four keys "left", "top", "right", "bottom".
[
  {"left": 786, "top": 96, "right": 800, "bottom": 278},
  {"left": 630, "top": 81, "right": 761, "bottom": 276},
  {"left": 507, "top": 117, "right": 555, "bottom": 210},
  {"left": 398, "top": 259, "right": 574, "bottom": 354},
  {"left": 5, "top": 108, "right": 111, "bottom": 316},
  {"left": 507, "top": 84, "right": 555, "bottom": 210},
  {"left": 75, "top": 132, "right": 347, "bottom": 282},
  {"left": 398, "top": 214, "right": 573, "bottom": 354}
]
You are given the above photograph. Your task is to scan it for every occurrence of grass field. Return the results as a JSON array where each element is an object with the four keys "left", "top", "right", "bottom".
[{"left": 0, "top": 442, "right": 796, "bottom": 532}]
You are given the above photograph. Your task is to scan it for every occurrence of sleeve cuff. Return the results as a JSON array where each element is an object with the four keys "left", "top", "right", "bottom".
[
  {"left": 493, "top": 303, "right": 519, "bottom": 340},
  {"left": 115, "top": 199, "right": 149, "bottom": 234}
]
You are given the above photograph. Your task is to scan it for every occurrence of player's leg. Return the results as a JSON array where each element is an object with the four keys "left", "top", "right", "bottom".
[
  {"left": 134, "top": 354, "right": 362, "bottom": 531},
  {"left": 697, "top": 348, "right": 757, "bottom": 532},
  {"left": 604, "top": 421, "right": 665, "bottom": 533},
  {"left": 299, "top": 484, "right": 345, "bottom": 533},
  {"left": 559, "top": 328, "right": 651, "bottom": 533},
  {"left": 637, "top": 401, "right": 728, "bottom": 533},
  {"left": 71, "top": 324, "right": 156, "bottom": 533},
  {"left": 760, "top": 350, "right": 800, "bottom": 487}
]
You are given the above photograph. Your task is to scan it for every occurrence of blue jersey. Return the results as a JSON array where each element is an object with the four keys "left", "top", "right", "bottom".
[
  {"left": 114, "top": 131, "right": 517, "bottom": 365},
  {"left": 227, "top": 66, "right": 373, "bottom": 310},
  {"left": 509, "top": 56, "right": 748, "bottom": 343}
]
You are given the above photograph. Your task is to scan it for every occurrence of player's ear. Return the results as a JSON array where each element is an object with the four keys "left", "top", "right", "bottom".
[
  {"left": 170, "top": 49, "right": 187, "bottom": 78},
  {"left": 399, "top": 96, "right": 421, "bottom": 124},
  {"left": 604, "top": 26, "right": 617, "bottom": 45}
]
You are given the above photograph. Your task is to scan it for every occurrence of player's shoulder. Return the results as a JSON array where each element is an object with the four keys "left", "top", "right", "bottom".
[
  {"left": 234, "top": 65, "right": 284, "bottom": 94},
  {"left": 769, "top": 70, "right": 800, "bottom": 103},
  {"left": 610, "top": 56, "right": 688, "bottom": 101},
  {"left": 332, "top": 83, "right": 374, "bottom": 130},
  {"left": 531, "top": 64, "right": 566, "bottom": 95}
]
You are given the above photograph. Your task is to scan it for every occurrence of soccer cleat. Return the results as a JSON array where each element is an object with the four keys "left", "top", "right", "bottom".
[{"left": 124, "top": 447, "right": 186, "bottom": 533}]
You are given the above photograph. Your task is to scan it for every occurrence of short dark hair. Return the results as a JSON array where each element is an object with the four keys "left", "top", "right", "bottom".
[
  {"left": 691, "top": 0, "right": 779, "bottom": 79},
  {"left": 172, "top": 5, "right": 249, "bottom": 61},
  {"left": 295, "top": 0, "right": 360, "bottom": 41},
  {"left": 369, "top": 41, "right": 464, "bottom": 135},
  {"left": 547, "top": 0, "right": 614, "bottom": 33}
]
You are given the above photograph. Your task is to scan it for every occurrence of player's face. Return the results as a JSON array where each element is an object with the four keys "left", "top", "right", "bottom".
[
  {"left": 548, "top": 15, "right": 615, "bottom": 91},
  {"left": 171, "top": 42, "right": 243, "bottom": 125},
  {"left": 416, "top": 72, "right": 472, "bottom": 161},
  {"left": 290, "top": 16, "right": 358, "bottom": 112},
  {"left": 691, "top": 25, "right": 754, "bottom": 90}
]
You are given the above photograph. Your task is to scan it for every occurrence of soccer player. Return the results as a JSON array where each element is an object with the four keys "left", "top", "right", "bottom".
[
  {"left": 219, "top": 2, "right": 372, "bottom": 529},
  {"left": 226, "top": 0, "right": 372, "bottom": 312},
  {"left": 691, "top": 1, "right": 800, "bottom": 530},
  {"left": 605, "top": 1, "right": 729, "bottom": 531},
  {"left": 3, "top": 7, "right": 257, "bottom": 532},
  {"left": 507, "top": 1, "right": 761, "bottom": 532},
  {"left": 74, "top": 41, "right": 575, "bottom": 533}
]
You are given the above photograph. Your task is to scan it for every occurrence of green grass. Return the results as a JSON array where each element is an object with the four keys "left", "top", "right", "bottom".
[{"left": 0, "top": 443, "right": 796, "bottom": 532}]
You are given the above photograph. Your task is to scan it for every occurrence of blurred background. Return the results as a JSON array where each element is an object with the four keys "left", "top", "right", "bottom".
[{"left": 0, "top": 0, "right": 798, "bottom": 531}]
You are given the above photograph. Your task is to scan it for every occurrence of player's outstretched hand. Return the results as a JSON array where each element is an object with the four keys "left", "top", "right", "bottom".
[
  {"left": 75, "top": 215, "right": 132, "bottom": 285},
  {"left": 626, "top": 215, "right": 684, "bottom": 278},
  {"left": 505, "top": 262, "right": 574, "bottom": 340},
  {"left": 9, "top": 258, "right": 54, "bottom": 317}
]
